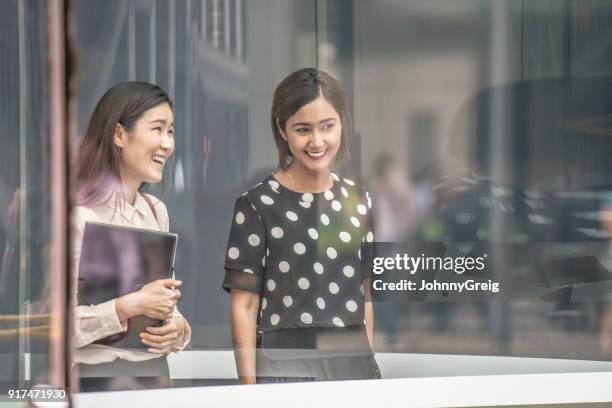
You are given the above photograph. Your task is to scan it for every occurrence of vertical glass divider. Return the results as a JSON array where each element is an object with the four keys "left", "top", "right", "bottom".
[
  {"left": 48, "top": 0, "right": 69, "bottom": 390},
  {"left": 17, "top": 0, "right": 29, "bottom": 388}
]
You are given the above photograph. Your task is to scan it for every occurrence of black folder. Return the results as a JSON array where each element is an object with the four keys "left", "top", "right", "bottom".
[{"left": 77, "top": 221, "right": 178, "bottom": 349}]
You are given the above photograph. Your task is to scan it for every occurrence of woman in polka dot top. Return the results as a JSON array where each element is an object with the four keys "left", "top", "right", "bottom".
[{"left": 223, "top": 68, "right": 380, "bottom": 384}]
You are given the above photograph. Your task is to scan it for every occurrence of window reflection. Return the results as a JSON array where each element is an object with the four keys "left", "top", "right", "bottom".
[
  {"left": 3, "top": 0, "right": 612, "bottom": 397},
  {"left": 0, "top": 0, "right": 54, "bottom": 394},
  {"left": 321, "top": 0, "right": 612, "bottom": 362},
  {"left": 69, "top": 0, "right": 612, "bottom": 392}
]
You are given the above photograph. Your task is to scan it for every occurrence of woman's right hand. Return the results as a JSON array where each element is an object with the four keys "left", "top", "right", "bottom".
[{"left": 116, "top": 278, "right": 182, "bottom": 323}]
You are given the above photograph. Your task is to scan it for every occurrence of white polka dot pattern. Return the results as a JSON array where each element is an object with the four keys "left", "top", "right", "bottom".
[
  {"left": 317, "top": 297, "right": 326, "bottom": 309},
  {"left": 329, "top": 282, "right": 339, "bottom": 294},
  {"left": 294, "top": 242, "right": 306, "bottom": 254},
  {"left": 228, "top": 247, "right": 239, "bottom": 259},
  {"left": 267, "top": 279, "right": 276, "bottom": 291},
  {"left": 268, "top": 180, "right": 280, "bottom": 190},
  {"left": 308, "top": 228, "right": 319, "bottom": 240},
  {"left": 357, "top": 204, "right": 367, "bottom": 215},
  {"left": 261, "top": 195, "right": 274, "bottom": 205},
  {"left": 343, "top": 265, "right": 354, "bottom": 277},
  {"left": 271, "top": 227, "right": 284, "bottom": 238},
  {"left": 298, "top": 277, "right": 310, "bottom": 289},
  {"left": 301, "top": 312, "right": 313, "bottom": 324},
  {"left": 225, "top": 177, "right": 375, "bottom": 331},
  {"left": 327, "top": 247, "right": 337, "bottom": 259},
  {"left": 235, "top": 212, "right": 245, "bottom": 224},
  {"left": 279, "top": 261, "right": 290, "bottom": 273},
  {"left": 339, "top": 231, "right": 351, "bottom": 242},
  {"left": 314, "top": 262, "right": 324, "bottom": 275},
  {"left": 248, "top": 234, "right": 260, "bottom": 246}
]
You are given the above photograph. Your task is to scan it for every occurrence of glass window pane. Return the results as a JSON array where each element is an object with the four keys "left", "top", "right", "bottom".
[
  {"left": 318, "top": 0, "right": 612, "bottom": 367},
  {"left": 0, "top": 0, "right": 66, "bottom": 398}
]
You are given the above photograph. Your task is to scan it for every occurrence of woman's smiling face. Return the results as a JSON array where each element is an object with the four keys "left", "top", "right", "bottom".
[
  {"left": 281, "top": 95, "right": 342, "bottom": 173},
  {"left": 115, "top": 102, "right": 175, "bottom": 185}
]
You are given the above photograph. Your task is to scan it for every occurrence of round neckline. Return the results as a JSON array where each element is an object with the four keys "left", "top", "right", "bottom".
[{"left": 269, "top": 172, "right": 337, "bottom": 195}]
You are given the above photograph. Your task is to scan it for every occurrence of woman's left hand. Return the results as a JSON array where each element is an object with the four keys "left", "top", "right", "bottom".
[{"left": 141, "top": 316, "right": 186, "bottom": 354}]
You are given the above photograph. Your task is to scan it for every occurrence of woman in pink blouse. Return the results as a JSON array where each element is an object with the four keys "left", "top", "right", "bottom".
[{"left": 72, "top": 82, "right": 191, "bottom": 390}]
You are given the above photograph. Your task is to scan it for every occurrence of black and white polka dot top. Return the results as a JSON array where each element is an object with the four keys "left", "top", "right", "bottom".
[{"left": 223, "top": 172, "right": 375, "bottom": 333}]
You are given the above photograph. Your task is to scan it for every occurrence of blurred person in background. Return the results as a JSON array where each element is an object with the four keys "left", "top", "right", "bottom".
[{"left": 370, "top": 152, "right": 416, "bottom": 347}]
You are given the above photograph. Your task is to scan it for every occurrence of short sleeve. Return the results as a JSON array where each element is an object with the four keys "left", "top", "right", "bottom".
[{"left": 222, "top": 195, "right": 267, "bottom": 294}]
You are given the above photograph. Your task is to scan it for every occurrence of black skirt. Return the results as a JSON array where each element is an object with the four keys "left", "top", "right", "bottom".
[{"left": 255, "top": 326, "right": 381, "bottom": 383}]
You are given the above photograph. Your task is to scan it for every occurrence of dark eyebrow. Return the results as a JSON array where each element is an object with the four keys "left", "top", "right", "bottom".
[
  {"left": 319, "top": 117, "right": 337, "bottom": 124},
  {"left": 291, "top": 118, "right": 337, "bottom": 128},
  {"left": 291, "top": 122, "right": 311, "bottom": 128},
  {"left": 150, "top": 119, "right": 174, "bottom": 127}
]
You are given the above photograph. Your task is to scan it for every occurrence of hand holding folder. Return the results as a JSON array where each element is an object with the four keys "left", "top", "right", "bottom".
[
  {"left": 78, "top": 222, "right": 178, "bottom": 350},
  {"left": 116, "top": 278, "right": 182, "bottom": 322}
]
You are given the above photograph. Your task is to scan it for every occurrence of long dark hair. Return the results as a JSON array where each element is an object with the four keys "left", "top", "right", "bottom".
[
  {"left": 271, "top": 68, "right": 351, "bottom": 169},
  {"left": 76, "top": 81, "right": 173, "bottom": 207}
]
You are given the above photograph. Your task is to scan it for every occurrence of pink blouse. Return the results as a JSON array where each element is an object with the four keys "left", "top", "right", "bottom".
[{"left": 71, "top": 192, "right": 191, "bottom": 364}]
